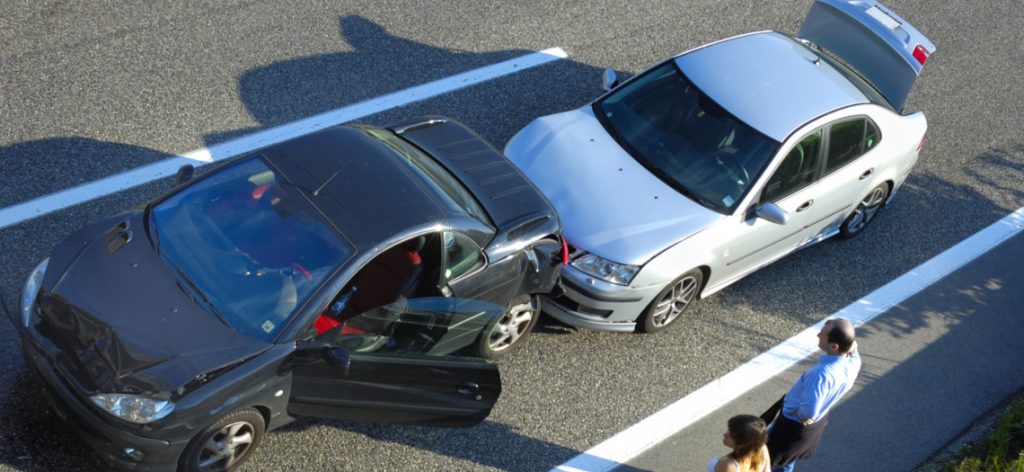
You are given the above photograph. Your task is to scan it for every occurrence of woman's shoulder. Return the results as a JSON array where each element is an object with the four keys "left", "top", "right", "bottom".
[
  {"left": 759, "top": 445, "right": 771, "bottom": 472},
  {"left": 711, "top": 455, "right": 739, "bottom": 472}
]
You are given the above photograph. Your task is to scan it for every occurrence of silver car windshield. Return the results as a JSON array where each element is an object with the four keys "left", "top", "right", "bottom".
[{"left": 595, "top": 61, "right": 780, "bottom": 213}]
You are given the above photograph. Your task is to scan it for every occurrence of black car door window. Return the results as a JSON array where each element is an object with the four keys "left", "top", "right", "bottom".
[
  {"left": 444, "top": 232, "right": 484, "bottom": 282},
  {"left": 760, "top": 129, "right": 823, "bottom": 203},
  {"left": 333, "top": 297, "right": 502, "bottom": 359}
]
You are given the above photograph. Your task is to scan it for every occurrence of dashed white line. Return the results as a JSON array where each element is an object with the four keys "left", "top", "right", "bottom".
[
  {"left": 554, "top": 206, "right": 1024, "bottom": 472},
  {"left": 0, "top": 47, "right": 568, "bottom": 231}
]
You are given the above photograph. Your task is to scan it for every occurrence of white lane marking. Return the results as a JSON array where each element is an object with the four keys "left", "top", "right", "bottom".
[
  {"left": 0, "top": 47, "right": 569, "bottom": 231},
  {"left": 555, "top": 206, "right": 1024, "bottom": 472}
]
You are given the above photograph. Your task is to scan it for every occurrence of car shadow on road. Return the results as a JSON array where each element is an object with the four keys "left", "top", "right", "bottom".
[
  {"left": 204, "top": 14, "right": 602, "bottom": 148},
  {"left": 262, "top": 415, "right": 650, "bottom": 472},
  {"left": 0, "top": 137, "right": 177, "bottom": 211},
  {"left": 0, "top": 371, "right": 102, "bottom": 472}
]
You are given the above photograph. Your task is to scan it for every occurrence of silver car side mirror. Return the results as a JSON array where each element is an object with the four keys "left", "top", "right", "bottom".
[
  {"left": 601, "top": 68, "right": 619, "bottom": 92},
  {"left": 755, "top": 202, "right": 789, "bottom": 225}
]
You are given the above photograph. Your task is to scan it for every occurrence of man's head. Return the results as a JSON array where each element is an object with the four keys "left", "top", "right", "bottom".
[{"left": 817, "top": 318, "right": 856, "bottom": 355}]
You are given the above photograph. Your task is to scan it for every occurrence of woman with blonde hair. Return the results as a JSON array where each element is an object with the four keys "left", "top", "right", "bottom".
[{"left": 708, "top": 414, "right": 771, "bottom": 472}]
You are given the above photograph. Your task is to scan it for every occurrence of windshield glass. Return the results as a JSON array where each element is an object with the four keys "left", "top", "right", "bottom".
[
  {"left": 149, "top": 157, "right": 353, "bottom": 342},
  {"left": 595, "top": 61, "right": 780, "bottom": 212}
]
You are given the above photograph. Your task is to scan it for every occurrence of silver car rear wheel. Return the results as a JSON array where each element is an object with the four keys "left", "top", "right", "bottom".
[
  {"left": 638, "top": 269, "right": 703, "bottom": 333},
  {"left": 840, "top": 183, "right": 889, "bottom": 238}
]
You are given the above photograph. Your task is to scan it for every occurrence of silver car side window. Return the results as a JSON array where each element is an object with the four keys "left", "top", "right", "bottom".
[
  {"left": 760, "top": 129, "right": 823, "bottom": 203},
  {"left": 824, "top": 117, "right": 881, "bottom": 175}
]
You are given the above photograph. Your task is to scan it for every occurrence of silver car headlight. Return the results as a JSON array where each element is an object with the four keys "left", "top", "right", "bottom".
[
  {"left": 90, "top": 394, "right": 175, "bottom": 424},
  {"left": 20, "top": 259, "right": 49, "bottom": 327},
  {"left": 571, "top": 253, "right": 640, "bottom": 285}
]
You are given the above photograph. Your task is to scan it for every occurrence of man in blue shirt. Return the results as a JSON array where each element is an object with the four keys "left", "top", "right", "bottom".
[{"left": 767, "top": 318, "right": 861, "bottom": 472}]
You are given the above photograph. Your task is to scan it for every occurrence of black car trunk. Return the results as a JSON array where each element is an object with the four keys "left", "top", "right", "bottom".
[{"left": 35, "top": 212, "right": 267, "bottom": 395}]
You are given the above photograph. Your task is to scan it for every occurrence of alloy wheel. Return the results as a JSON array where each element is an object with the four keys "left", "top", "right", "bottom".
[
  {"left": 845, "top": 186, "right": 887, "bottom": 234},
  {"left": 650, "top": 275, "right": 699, "bottom": 328},
  {"left": 487, "top": 297, "right": 537, "bottom": 353},
  {"left": 198, "top": 421, "right": 256, "bottom": 470}
]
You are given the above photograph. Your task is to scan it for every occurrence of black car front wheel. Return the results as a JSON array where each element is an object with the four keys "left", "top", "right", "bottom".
[{"left": 180, "top": 407, "right": 265, "bottom": 472}]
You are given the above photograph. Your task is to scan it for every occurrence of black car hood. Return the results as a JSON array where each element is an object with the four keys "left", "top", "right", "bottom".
[{"left": 36, "top": 212, "right": 269, "bottom": 396}]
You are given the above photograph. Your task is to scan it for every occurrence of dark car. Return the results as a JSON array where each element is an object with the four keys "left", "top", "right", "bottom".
[{"left": 4, "top": 117, "right": 563, "bottom": 471}]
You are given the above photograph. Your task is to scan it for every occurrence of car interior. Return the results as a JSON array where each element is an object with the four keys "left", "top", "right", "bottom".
[{"left": 313, "top": 234, "right": 443, "bottom": 335}]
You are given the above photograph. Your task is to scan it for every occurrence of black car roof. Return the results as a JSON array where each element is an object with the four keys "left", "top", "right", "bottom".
[{"left": 261, "top": 126, "right": 455, "bottom": 252}]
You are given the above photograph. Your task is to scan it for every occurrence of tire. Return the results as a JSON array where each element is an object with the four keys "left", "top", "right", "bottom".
[
  {"left": 839, "top": 183, "right": 889, "bottom": 239},
  {"left": 480, "top": 294, "right": 540, "bottom": 360},
  {"left": 637, "top": 269, "right": 703, "bottom": 333},
  {"left": 179, "top": 407, "right": 265, "bottom": 472}
]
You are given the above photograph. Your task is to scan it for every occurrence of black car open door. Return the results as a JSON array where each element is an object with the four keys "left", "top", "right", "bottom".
[{"left": 288, "top": 297, "right": 502, "bottom": 427}]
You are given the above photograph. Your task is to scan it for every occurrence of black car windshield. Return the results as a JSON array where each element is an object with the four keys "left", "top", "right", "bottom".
[
  {"left": 149, "top": 157, "right": 353, "bottom": 342},
  {"left": 595, "top": 61, "right": 780, "bottom": 212}
]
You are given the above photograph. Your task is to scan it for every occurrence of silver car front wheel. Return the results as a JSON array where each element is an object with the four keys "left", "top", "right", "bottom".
[{"left": 638, "top": 269, "right": 703, "bottom": 333}]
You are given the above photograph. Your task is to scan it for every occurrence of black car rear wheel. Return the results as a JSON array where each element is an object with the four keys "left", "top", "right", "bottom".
[
  {"left": 180, "top": 407, "right": 265, "bottom": 472},
  {"left": 480, "top": 294, "right": 540, "bottom": 360}
]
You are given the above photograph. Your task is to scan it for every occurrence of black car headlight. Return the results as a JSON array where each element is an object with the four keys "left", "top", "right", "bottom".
[
  {"left": 20, "top": 259, "right": 48, "bottom": 327},
  {"left": 571, "top": 252, "right": 640, "bottom": 286},
  {"left": 90, "top": 394, "right": 175, "bottom": 424}
]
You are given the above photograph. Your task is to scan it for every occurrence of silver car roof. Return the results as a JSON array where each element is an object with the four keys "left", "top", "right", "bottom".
[{"left": 674, "top": 31, "right": 868, "bottom": 142}]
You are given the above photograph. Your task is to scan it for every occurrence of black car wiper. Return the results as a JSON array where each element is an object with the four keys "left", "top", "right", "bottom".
[{"left": 169, "top": 262, "right": 231, "bottom": 328}]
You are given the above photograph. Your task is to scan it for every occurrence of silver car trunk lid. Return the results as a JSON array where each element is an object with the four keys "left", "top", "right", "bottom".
[{"left": 799, "top": 0, "right": 936, "bottom": 111}]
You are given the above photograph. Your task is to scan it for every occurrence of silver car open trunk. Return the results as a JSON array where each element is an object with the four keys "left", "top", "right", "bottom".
[{"left": 799, "top": 0, "right": 936, "bottom": 111}]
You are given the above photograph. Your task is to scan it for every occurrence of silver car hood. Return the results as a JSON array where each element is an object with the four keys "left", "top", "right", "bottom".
[{"left": 504, "top": 107, "right": 722, "bottom": 266}]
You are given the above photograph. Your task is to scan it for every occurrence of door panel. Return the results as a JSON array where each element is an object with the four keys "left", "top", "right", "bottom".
[
  {"left": 802, "top": 117, "right": 885, "bottom": 238},
  {"left": 448, "top": 253, "right": 522, "bottom": 306},
  {"left": 289, "top": 355, "right": 499, "bottom": 427},
  {"left": 720, "top": 130, "right": 825, "bottom": 280},
  {"left": 288, "top": 297, "right": 504, "bottom": 427}
]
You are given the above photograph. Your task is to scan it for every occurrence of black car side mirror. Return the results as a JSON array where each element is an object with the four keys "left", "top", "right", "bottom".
[
  {"left": 323, "top": 347, "right": 351, "bottom": 375},
  {"left": 175, "top": 164, "right": 195, "bottom": 185}
]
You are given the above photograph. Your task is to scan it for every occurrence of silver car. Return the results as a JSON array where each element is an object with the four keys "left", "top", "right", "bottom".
[{"left": 505, "top": 0, "right": 934, "bottom": 333}]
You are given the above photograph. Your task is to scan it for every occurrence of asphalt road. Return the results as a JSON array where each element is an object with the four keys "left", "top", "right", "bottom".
[
  {"left": 1, "top": 1, "right": 1022, "bottom": 471},
  {"left": 629, "top": 231, "right": 1024, "bottom": 471}
]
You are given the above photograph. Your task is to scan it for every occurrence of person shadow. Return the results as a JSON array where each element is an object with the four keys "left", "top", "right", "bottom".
[{"left": 0, "top": 13, "right": 619, "bottom": 472}]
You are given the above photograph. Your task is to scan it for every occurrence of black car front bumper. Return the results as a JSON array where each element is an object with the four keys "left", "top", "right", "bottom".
[{"left": 5, "top": 297, "right": 188, "bottom": 472}]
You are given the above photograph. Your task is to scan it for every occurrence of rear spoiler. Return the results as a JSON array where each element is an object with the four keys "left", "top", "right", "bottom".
[{"left": 799, "top": 0, "right": 936, "bottom": 111}]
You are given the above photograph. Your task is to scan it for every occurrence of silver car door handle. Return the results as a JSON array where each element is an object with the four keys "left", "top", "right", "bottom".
[
  {"left": 859, "top": 168, "right": 875, "bottom": 180},
  {"left": 796, "top": 200, "right": 814, "bottom": 212}
]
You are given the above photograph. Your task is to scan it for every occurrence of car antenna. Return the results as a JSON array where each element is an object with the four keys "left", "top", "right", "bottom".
[{"left": 312, "top": 170, "right": 340, "bottom": 197}]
